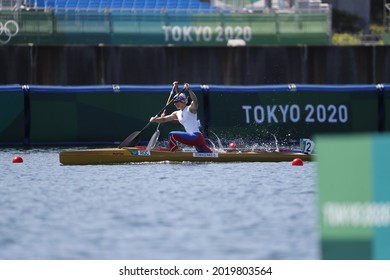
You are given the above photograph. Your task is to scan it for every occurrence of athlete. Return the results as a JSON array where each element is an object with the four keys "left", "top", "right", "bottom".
[{"left": 149, "top": 82, "right": 212, "bottom": 153}]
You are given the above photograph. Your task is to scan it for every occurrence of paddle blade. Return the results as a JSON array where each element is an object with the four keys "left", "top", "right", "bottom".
[
  {"left": 146, "top": 130, "right": 160, "bottom": 151},
  {"left": 118, "top": 131, "right": 142, "bottom": 148}
]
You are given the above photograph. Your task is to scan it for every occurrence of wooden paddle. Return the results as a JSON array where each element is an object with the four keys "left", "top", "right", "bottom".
[
  {"left": 146, "top": 85, "right": 177, "bottom": 151},
  {"left": 118, "top": 87, "right": 185, "bottom": 148}
]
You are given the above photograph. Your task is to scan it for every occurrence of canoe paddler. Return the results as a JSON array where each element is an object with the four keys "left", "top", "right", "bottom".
[{"left": 150, "top": 82, "right": 212, "bottom": 153}]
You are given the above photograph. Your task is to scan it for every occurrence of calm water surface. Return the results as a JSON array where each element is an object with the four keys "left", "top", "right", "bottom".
[{"left": 0, "top": 148, "right": 318, "bottom": 259}]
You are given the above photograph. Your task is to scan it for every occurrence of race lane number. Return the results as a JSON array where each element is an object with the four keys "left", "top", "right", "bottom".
[{"left": 300, "top": 138, "right": 315, "bottom": 154}]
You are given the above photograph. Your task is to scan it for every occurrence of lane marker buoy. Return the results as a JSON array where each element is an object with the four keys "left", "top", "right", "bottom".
[
  {"left": 12, "top": 156, "right": 23, "bottom": 163},
  {"left": 228, "top": 142, "right": 237, "bottom": 149},
  {"left": 292, "top": 158, "right": 303, "bottom": 166}
]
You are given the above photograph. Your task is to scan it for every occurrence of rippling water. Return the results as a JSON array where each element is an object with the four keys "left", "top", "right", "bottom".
[{"left": 0, "top": 148, "right": 318, "bottom": 259}]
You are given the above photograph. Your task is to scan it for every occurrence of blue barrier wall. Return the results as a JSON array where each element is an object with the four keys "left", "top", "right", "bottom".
[{"left": 0, "top": 84, "right": 388, "bottom": 146}]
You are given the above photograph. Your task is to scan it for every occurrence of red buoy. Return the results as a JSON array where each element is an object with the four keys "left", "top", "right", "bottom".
[
  {"left": 12, "top": 156, "right": 23, "bottom": 163},
  {"left": 228, "top": 142, "right": 237, "bottom": 149},
  {"left": 292, "top": 158, "right": 303, "bottom": 166}
]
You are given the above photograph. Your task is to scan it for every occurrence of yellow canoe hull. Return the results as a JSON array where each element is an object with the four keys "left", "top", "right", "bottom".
[{"left": 59, "top": 147, "right": 313, "bottom": 165}]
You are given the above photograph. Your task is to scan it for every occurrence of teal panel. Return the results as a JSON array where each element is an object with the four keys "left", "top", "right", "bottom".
[
  {"left": 29, "top": 93, "right": 79, "bottom": 142},
  {"left": 27, "top": 85, "right": 204, "bottom": 144},
  {"left": 372, "top": 135, "right": 390, "bottom": 259},
  {"left": 321, "top": 239, "right": 372, "bottom": 260},
  {"left": 0, "top": 87, "right": 24, "bottom": 144}
]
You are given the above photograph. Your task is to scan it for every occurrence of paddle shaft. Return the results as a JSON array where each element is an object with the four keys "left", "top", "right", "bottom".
[
  {"left": 155, "top": 85, "right": 177, "bottom": 130},
  {"left": 139, "top": 87, "right": 185, "bottom": 133},
  {"left": 146, "top": 85, "right": 177, "bottom": 150},
  {"left": 118, "top": 87, "right": 186, "bottom": 148}
]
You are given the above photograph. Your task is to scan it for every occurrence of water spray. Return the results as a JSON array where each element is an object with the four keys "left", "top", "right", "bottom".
[
  {"left": 209, "top": 130, "right": 224, "bottom": 151},
  {"left": 269, "top": 133, "right": 280, "bottom": 152}
]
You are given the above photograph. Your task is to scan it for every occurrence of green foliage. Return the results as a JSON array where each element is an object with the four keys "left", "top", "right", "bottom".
[
  {"left": 370, "top": 24, "right": 384, "bottom": 35},
  {"left": 332, "top": 33, "right": 360, "bottom": 45},
  {"left": 332, "top": 26, "right": 385, "bottom": 45}
]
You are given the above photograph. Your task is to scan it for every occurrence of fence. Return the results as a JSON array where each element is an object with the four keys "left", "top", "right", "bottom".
[{"left": 1, "top": 84, "right": 389, "bottom": 146}]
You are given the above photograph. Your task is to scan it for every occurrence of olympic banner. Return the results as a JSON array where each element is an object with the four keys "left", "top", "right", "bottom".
[
  {"left": 0, "top": 19, "right": 19, "bottom": 45},
  {"left": 316, "top": 133, "right": 390, "bottom": 259},
  {"left": 0, "top": 84, "right": 385, "bottom": 146},
  {"left": 206, "top": 84, "right": 379, "bottom": 142},
  {"left": 1, "top": 11, "right": 329, "bottom": 46}
]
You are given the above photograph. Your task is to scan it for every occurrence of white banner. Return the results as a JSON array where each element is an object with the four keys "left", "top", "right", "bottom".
[{"left": 1, "top": 260, "right": 390, "bottom": 280}]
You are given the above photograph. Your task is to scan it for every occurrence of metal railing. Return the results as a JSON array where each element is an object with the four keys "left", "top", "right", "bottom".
[
  {"left": 211, "top": 0, "right": 329, "bottom": 13},
  {"left": 0, "top": 0, "right": 22, "bottom": 10}
]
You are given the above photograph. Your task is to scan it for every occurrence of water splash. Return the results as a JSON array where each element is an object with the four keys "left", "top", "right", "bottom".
[
  {"left": 269, "top": 133, "right": 280, "bottom": 152},
  {"left": 208, "top": 131, "right": 224, "bottom": 151},
  {"left": 206, "top": 139, "right": 217, "bottom": 152},
  {"left": 206, "top": 130, "right": 292, "bottom": 153}
]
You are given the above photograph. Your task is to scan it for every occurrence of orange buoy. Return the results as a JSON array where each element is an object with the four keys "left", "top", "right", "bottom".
[
  {"left": 228, "top": 142, "right": 237, "bottom": 149},
  {"left": 292, "top": 158, "right": 303, "bottom": 166},
  {"left": 12, "top": 156, "right": 23, "bottom": 163}
]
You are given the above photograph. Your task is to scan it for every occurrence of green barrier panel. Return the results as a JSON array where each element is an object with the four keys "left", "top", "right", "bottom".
[
  {"left": 0, "top": 85, "right": 24, "bottom": 145},
  {"left": 206, "top": 85, "right": 378, "bottom": 141},
  {"left": 28, "top": 85, "right": 204, "bottom": 145},
  {"left": 316, "top": 133, "right": 390, "bottom": 259},
  {"left": 2, "top": 11, "right": 329, "bottom": 46},
  {"left": 383, "top": 84, "right": 390, "bottom": 131},
  {"left": 384, "top": 33, "right": 390, "bottom": 45},
  {"left": 276, "top": 13, "right": 329, "bottom": 45},
  {"left": 3, "top": 84, "right": 382, "bottom": 145},
  {"left": 111, "top": 13, "right": 158, "bottom": 45}
]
